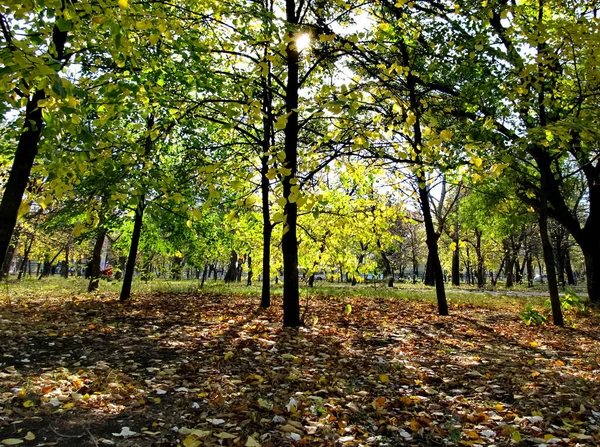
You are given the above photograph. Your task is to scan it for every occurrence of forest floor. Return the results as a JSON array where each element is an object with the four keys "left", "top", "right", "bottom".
[{"left": 1, "top": 285, "right": 599, "bottom": 446}]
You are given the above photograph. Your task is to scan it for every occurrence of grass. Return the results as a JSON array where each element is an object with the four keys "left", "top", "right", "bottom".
[{"left": 0, "top": 274, "right": 562, "bottom": 310}]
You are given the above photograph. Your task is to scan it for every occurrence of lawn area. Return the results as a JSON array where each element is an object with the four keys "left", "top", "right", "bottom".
[{"left": 0, "top": 279, "right": 599, "bottom": 446}]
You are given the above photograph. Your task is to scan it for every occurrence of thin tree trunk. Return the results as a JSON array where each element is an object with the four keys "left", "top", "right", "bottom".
[
  {"left": 88, "top": 232, "right": 106, "bottom": 292},
  {"left": 246, "top": 254, "right": 252, "bottom": 286},
  {"left": 201, "top": 263, "right": 208, "bottom": 288},
  {"left": 565, "top": 250, "right": 575, "bottom": 285},
  {"left": 18, "top": 235, "right": 34, "bottom": 280},
  {"left": 120, "top": 199, "right": 145, "bottom": 301},
  {"left": 1, "top": 229, "right": 20, "bottom": 279}
]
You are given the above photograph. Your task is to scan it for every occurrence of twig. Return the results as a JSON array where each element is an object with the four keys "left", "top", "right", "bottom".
[
  {"left": 49, "top": 425, "right": 83, "bottom": 438},
  {"left": 86, "top": 428, "right": 99, "bottom": 447}
]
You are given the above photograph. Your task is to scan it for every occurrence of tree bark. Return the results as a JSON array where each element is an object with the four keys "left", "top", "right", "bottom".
[
  {"left": 120, "top": 199, "right": 145, "bottom": 301},
  {"left": 539, "top": 212, "right": 563, "bottom": 325},
  {"left": 565, "top": 250, "right": 575, "bottom": 285},
  {"left": 88, "top": 231, "right": 106, "bottom": 292},
  {"left": 0, "top": 16, "right": 69, "bottom": 271},
  {"left": 281, "top": 0, "right": 301, "bottom": 327},
  {"left": 423, "top": 250, "right": 435, "bottom": 286},
  {"left": 451, "top": 245, "right": 460, "bottom": 286},
  {"left": 224, "top": 251, "right": 238, "bottom": 283}
]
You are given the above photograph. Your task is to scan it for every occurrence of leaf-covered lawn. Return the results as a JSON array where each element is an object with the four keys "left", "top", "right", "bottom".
[{"left": 1, "top": 293, "right": 599, "bottom": 446}]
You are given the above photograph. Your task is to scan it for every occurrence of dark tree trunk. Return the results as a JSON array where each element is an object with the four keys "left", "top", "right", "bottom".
[
  {"left": 1, "top": 229, "right": 20, "bottom": 279},
  {"left": 261, "top": 201, "right": 272, "bottom": 307},
  {"left": 423, "top": 251, "right": 435, "bottom": 286},
  {"left": 0, "top": 90, "right": 45, "bottom": 272},
  {"left": 40, "top": 249, "right": 61, "bottom": 280},
  {"left": 171, "top": 256, "right": 183, "bottom": 280},
  {"left": 201, "top": 263, "right": 208, "bottom": 288},
  {"left": 120, "top": 199, "right": 145, "bottom": 301},
  {"left": 491, "top": 259, "right": 505, "bottom": 287},
  {"left": 474, "top": 230, "right": 485, "bottom": 288},
  {"left": 62, "top": 244, "right": 69, "bottom": 278},
  {"left": 380, "top": 249, "right": 394, "bottom": 287},
  {"left": 554, "top": 230, "right": 566, "bottom": 288},
  {"left": 281, "top": 0, "right": 301, "bottom": 327},
  {"left": 418, "top": 180, "right": 448, "bottom": 315},
  {"left": 515, "top": 259, "right": 522, "bottom": 284},
  {"left": 565, "top": 250, "right": 575, "bottom": 285},
  {"left": 18, "top": 235, "right": 34, "bottom": 280},
  {"left": 224, "top": 251, "right": 238, "bottom": 283},
  {"left": 451, "top": 245, "right": 460, "bottom": 286},
  {"left": 0, "top": 19, "right": 69, "bottom": 271},
  {"left": 88, "top": 232, "right": 106, "bottom": 292},
  {"left": 308, "top": 273, "right": 315, "bottom": 287},
  {"left": 582, "top": 245, "right": 600, "bottom": 303},
  {"left": 526, "top": 252, "right": 534, "bottom": 287},
  {"left": 247, "top": 254, "right": 253, "bottom": 286},
  {"left": 505, "top": 254, "right": 515, "bottom": 288},
  {"left": 539, "top": 213, "right": 563, "bottom": 326},
  {"left": 236, "top": 256, "right": 243, "bottom": 282}
]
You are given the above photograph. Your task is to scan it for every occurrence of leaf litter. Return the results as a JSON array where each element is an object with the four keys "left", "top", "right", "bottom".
[{"left": 0, "top": 292, "right": 599, "bottom": 446}]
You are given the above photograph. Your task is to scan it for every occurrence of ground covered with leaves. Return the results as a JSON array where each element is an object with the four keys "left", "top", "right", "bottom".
[{"left": 1, "top": 291, "right": 599, "bottom": 446}]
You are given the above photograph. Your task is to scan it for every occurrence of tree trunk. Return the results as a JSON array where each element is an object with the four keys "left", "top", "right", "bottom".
[
  {"left": 539, "top": 213, "right": 563, "bottom": 326},
  {"left": 526, "top": 252, "right": 534, "bottom": 287},
  {"left": 281, "top": 0, "right": 301, "bottom": 327},
  {"left": 505, "top": 253, "right": 516, "bottom": 288},
  {"left": 474, "top": 231, "right": 485, "bottom": 288},
  {"left": 120, "top": 199, "right": 145, "bottom": 301},
  {"left": 88, "top": 232, "right": 106, "bottom": 292},
  {"left": 451, "top": 245, "right": 460, "bottom": 286},
  {"left": 0, "top": 19, "right": 68, "bottom": 271},
  {"left": 423, "top": 250, "right": 435, "bottom": 286},
  {"left": 40, "top": 254, "right": 51, "bottom": 279},
  {"left": 380, "top": 248, "right": 394, "bottom": 287},
  {"left": 62, "top": 244, "right": 69, "bottom": 278},
  {"left": 247, "top": 254, "right": 253, "bottom": 286},
  {"left": 18, "top": 235, "right": 34, "bottom": 280},
  {"left": 200, "top": 263, "right": 208, "bottom": 288},
  {"left": 1, "top": 229, "right": 20, "bottom": 279},
  {"left": 224, "top": 251, "right": 238, "bottom": 283},
  {"left": 0, "top": 90, "right": 46, "bottom": 272},
  {"left": 565, "top": 250, "right": 575, "bottom": 285},
  {"left": 582, "top": 245, "right": 600, "bottom": 303}
]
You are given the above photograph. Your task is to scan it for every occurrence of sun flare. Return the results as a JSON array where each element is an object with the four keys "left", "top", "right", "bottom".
[{"left": 296, "top": 33, "right": 311, "bottom": 52}]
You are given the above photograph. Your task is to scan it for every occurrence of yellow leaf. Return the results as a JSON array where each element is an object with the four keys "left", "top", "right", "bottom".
[
  {"left": 23, "top": 433, "right": 34, "bottom": 441},
  {"left": 224, "top": 351, "right": 234, "bottom": 361},
  {"left": 544, "top": 434, "right": 557, "bottom": 441},
  {"left": 529, "top": 341, "right": 538, "bottom": 347},
  {"left": 495, "top": 404, "right": 504, "bottom": 411},
  {"left": 183, "top": 435, "right": 201, "bottom": 447},
  {"left": 186, "top": 220, "right": 193, "bottom": 229},
  {"left": 1, "top": 440, "right": 23, "bottom": 445},
  {"left": 245, "top": 436, "right": 261, "bottom": 447},
  {"left": 531, "top": 371, "right": 541, "bottom": 378},
  {"left": 63, "top": 402, "right": 75, "bottom": 409},
  {"left": 17, "top": 201, "right": 30, "bottom": 219},
  {"left": 23, "top": 400, "right": 35, "bottom": 408},
  {"left": 440, "top": 129, "right": 453, "bottom": 141},
  {"left": 512, "top": 430, "right": 522, "bottom": 442},
  {"left": 379, "top": 374, "right": 390, "bottom": 383},
  {"left": 118, "top": 0, "right": 129, "bottom": 9},
  {"left": 274, "top": 115, "right": 288, "bottom": 130},
  {"left": 149, "top": 34, "right": 159, "bottom": 45}
]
